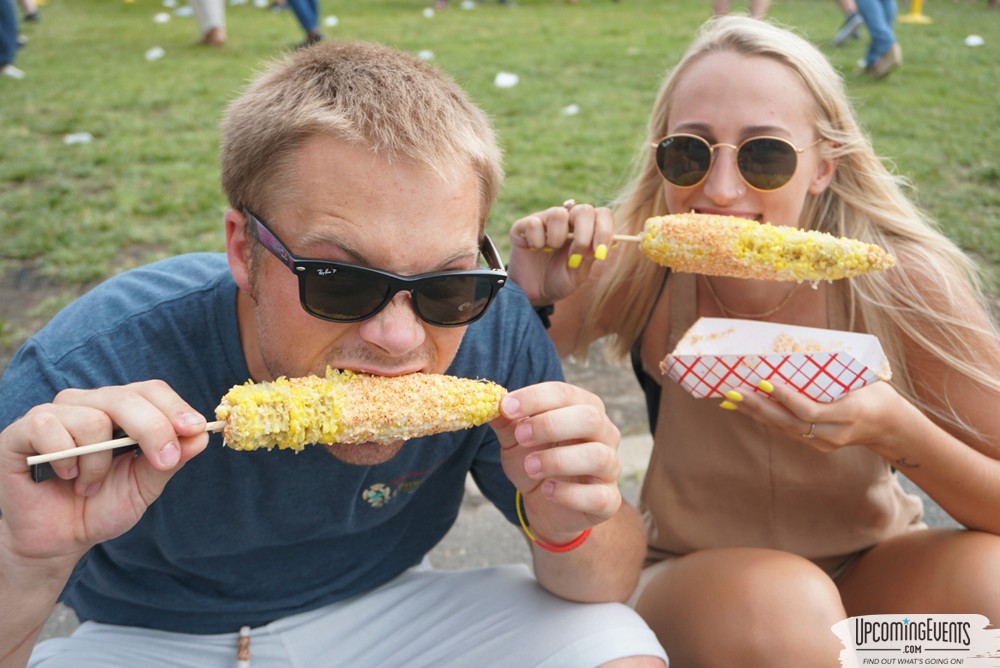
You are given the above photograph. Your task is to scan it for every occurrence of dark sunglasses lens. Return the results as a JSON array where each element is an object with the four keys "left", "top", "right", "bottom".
[
  {"left": 656, "top": 136, "right": 712, "bottom": 187},
  {"left": 302, "top": 266, "right": 389, "bottom": 321},
  {"left": 738, "top": 138, "right": 798, "bottom": 190},
  {"left": 415, "top": 275, "right": 494, "bottom": 326}
]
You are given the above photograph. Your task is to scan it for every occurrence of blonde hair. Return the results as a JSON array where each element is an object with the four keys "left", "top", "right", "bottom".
[
  {"left": 583, "top": 16, "right": 1000, "bottom": 436},
  {"left": 220, "top": 41, "right": 503, "bottom": 230}
]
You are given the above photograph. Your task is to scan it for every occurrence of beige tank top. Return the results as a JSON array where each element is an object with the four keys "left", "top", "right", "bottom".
[{"left": 640, "top": 272, "right": 924, "bottom": 566}]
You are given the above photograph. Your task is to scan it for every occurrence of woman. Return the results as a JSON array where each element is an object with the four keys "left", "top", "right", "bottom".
[{"left": 509, "top": 16, "right": 1000, "bottom": 667}]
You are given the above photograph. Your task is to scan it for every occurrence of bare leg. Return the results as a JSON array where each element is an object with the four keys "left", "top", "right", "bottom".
[
  {"left": 749, "top": 0, "right": 770, "bottom": 18},
  {"left": 189, "top": 0, "right": 226, "bottom": 45},
  {"left": 18, "top": 0, "right": 38, "bottom": 20},
  {"left": 841, "top": 529, "right": 1000, "bottom": 620},
  {"left": 635, "top": 548, "right": 844, "bottom": 667}
]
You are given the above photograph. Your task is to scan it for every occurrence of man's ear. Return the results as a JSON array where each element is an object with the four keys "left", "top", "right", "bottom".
[
  {"left": 807, "top": 147, "right": 839, "bottom": 196},
  {"left": 225, "top": 208, "right": 253, "bottom": 293}
]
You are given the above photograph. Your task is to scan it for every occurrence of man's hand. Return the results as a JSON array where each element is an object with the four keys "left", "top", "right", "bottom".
[
  {"left": 0, "top": 380, "right": 209, "bottom": 562},
  {"left": 490, "top": 381, "right": 622, "bottom": 546}
]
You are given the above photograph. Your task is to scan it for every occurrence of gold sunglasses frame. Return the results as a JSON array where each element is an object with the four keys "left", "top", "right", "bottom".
[{"left": 650, "top": 133, "right": 824, "bottom": 192}]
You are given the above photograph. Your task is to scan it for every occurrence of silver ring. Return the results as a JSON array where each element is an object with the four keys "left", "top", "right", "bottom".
[
  {"left": 562, "top": 198, "right": 577, "bottom": 210},
  {"left": 801, "top": 423, "right": 816, "bottom": 439}
]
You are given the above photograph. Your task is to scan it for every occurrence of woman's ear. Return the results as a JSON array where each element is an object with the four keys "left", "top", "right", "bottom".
[
  {"left": 807, "top": 145, "right": 839, "bottom": 196},
  {"left": 225, "top": 209, "right": 253, "bottom": 293}
]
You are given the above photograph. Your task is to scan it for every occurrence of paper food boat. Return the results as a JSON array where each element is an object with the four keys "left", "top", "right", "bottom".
[{"left": 662, "top": 317, "right": 891, "bottom": 403}]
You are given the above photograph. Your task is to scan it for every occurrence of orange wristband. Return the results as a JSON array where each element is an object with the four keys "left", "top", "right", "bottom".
[{"left": 515, "top": 489, "right": 592, "bottom": 553}]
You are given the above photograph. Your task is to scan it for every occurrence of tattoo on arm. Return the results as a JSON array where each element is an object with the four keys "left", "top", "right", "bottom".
[{"left": 895, "top": 457, "right": 920, "bottom": 469}]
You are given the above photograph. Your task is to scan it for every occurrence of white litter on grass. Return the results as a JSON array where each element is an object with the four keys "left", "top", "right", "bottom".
[
  {"left": 417, "top": 49, "right": 435, "bottom": 60},
  {"left": 64, "top": 132, "right": 94, "bottom": 145},
  {"left": 172, "top": 5, "right": 193, "bottom": 15},
  {"left": 965, "top": 34, "right": 984, "bottom": 47},
  {"left": 494, "top": 72, "right": 519, "bottom": 88},
  {"left": 422, "top": 7, "right": 434, "bottom": 16},
  {"left": 323, "top": 15, "right": 338, "bottom": 26},
  {"left": 253, "top": 0, "right": 268, "bottom": 8},
  {"left": 561, "top": 104, "right": 580, "bottom": 116},
  {"left": 145, "top": 46, "right": 166, "bottom": 61},
  {"left": 162, "top": 0, "right": 177, "bottom": 6},
  {"left": 460, "top": 0, "right": 475, "bottom": 8},
  {"left": 154, "top": 12, "right": 171, "bottom": 22}
]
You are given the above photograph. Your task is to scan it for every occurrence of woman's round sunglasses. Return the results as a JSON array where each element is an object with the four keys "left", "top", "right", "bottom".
[
  {"left": 651, "top": 133, "right": 823, "bottom": 192},
  {"left": 248, "top": 212, "right": 507, "bottom": 327}
]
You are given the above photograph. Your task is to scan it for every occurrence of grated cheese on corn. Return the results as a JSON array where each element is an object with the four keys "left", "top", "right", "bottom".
[
  {"left": 640, "top": 213, "right": 896, "bottom": 282},
  {"left": 215, "top": 368, "right": 506, "bottom": 451}
]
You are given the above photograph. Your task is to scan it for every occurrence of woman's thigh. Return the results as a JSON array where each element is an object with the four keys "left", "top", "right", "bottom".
[
  {"left": 635, "top": 547, "right": 846, "bottom": 668},
  {"left": 840, "top": 528, "right": 1000, "bottom": 620}
]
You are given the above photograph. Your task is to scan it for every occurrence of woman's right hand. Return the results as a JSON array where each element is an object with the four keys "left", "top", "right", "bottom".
[{"left": 508, "top": 202, "right": 616, "bottom": 307}]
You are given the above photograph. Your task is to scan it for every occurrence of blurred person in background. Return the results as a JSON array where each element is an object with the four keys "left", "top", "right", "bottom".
[
  {"left": 287, "top": 0, "right": 323, "bottom": 48},
  {"left": 711, "top": 0, "right": 770, "bottom": 19},
  {"left": 17, "top": 0, "right": 38, "bottom": 22},
  {"left": 855, "top": 0, "right": 902, "bottom": 78},
  {"left": 831, "top": 0, "right": 864, "bottom": 45},
  {"left": 1, "top": 0, "right": 25, "bottom": 79},
  {"left": 191, "top": 0, "right": 226, "bottom": 46}
]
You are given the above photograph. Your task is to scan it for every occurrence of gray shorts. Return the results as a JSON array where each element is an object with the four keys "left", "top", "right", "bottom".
[{"left": 31, "top": 564, "right": 666, "bottom": 668}]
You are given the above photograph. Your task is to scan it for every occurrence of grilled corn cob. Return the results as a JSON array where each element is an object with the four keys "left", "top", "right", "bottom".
[
  {"left": 215, "top": 368, "right": 506, "bottom": 451},
  {"left": 640, "top": 213, "right": 895, "bottom": 282}
]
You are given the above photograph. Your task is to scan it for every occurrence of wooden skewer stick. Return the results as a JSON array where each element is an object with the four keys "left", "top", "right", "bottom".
[
  {"left": 25, "top": 420, "right": 227, "bottom": 466},
  {"left": 565, "top": 233, "right": 641, "bottom": 243}
]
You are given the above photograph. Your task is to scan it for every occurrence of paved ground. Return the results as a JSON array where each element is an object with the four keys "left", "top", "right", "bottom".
[{"left": 37, "top": 354, "right": 957, "bottom": 642}]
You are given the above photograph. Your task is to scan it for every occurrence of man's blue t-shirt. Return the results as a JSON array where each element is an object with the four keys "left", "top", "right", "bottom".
[{"left": 0, "top": 253, "right": 563, "bottom": 633}]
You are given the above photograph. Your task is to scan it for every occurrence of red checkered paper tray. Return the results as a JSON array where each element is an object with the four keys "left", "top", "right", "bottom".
[{"left": 661, "top": 317, "right": 892, "bottom": 403}]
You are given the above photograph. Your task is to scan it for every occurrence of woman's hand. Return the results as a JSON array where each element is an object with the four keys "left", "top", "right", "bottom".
[
  {"left": 720, "top": 378, "right": 917, "bottom": 457},
  {"left": 507, "top": 201, "right": 616, "bottom": 307}
]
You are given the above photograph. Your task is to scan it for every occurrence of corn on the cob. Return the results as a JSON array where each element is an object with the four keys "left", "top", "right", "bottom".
[
  {"left": 215, "top": 368, "right": 506, "bottom": 451},
  {"left": 640, "top": 213, "right": 895, "bottom": 282}
]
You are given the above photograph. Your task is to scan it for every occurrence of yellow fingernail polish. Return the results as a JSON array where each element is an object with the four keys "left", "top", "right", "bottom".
[
  {"left": 543, "top": 247, "right": 554, "bottom": 253},
  {"left": 724, "top": 390, "right": 742, "bottom": 402},
  {"left": 719, "top": 400, "right": 738, "bottom": 411},
  {"left": 757, "top": 379, "right": 774, "bottom": 393},
  {"left": 594, "top": 244, "right": 608, "bottom": 261},
  {"left": 568, "top": 253, "right": 583, "bottom": 269}
]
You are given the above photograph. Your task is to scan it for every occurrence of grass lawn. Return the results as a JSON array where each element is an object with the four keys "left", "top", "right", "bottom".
[{"left": 1, "top": 0, "right": 998, "bottom": 357}]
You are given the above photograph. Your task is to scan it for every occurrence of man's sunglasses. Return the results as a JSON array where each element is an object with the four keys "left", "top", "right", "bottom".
[
  {"left": 652, "top": 134, "right": 823, "bottom": 192},
  {"left": 248, "top": 212, "right": 507, "bottom": 327}
]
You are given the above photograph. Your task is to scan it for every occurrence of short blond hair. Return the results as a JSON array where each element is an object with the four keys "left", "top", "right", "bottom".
[{"left": 220, "top": 41, "right": 503, "bottom": 229}]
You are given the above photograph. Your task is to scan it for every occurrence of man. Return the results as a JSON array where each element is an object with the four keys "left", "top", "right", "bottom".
[{"left": 0, "top": 42, "right": 666, "bottom": 667}]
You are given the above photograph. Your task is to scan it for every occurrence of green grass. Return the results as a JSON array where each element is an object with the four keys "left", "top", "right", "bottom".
[{"left": 2, "top": 0, "right": 998, "bottom": 318}]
